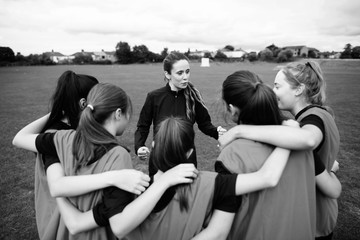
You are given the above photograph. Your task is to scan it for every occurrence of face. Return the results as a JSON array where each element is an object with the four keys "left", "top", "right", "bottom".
[
  {"left": 166, "top": 60, "right": 190, "bottom": 91},
  {"left": 273, "top": 71, "right": 297, "bottom": 111}
]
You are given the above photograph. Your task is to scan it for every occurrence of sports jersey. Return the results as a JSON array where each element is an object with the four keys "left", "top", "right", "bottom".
[
  {"left": 36, "top": 130, "right": 132, "bottom": 240},
  {"left": 296, "top": 105, "right": 340, "bottom": 237},
  {"left": 217, "top": 138, "right": 316, "bottom": 240},
  {"left": 94, "top": 171, "right": 240, "bottom": 240}
]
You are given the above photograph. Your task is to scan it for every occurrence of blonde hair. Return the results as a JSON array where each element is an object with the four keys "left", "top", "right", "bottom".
[{"left": 281, "top": 61, "right": 326, "bottom": 105}]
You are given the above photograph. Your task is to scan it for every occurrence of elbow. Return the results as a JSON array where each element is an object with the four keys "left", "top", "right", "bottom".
[
  {"left": 305, "top": 138, "right": 318, "bottom": 150},
  {"left": 12, "top": 136, "right": 20, "bottom": 148},
  {"left": 265, "top": 172, "right": 281, "bottom": 188},
  {"left": 66, "top": 219, "right": 83, "bottom": 235},
  {"left": 329, "top": 185, "right": 342, "bottom": 199}
]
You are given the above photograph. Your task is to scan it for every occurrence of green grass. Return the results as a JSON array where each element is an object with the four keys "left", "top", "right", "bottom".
[{"left": 1, "top": 60, "right": 359, "bottom": 239}]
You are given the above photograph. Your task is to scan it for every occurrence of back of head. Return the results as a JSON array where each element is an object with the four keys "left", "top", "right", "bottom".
[
  {"left": 43, "top": 70, "right": 98, "bottom": 132},
  {"left": 73, "top": 83, "right": 132, "bottom": 170},
  {"left": 152, "top": 117, "right": 194, "bottom": 212},
  {"left": 152, "top": 117, "right": 194, "bottom": 172},
  {"left": 163, "top": 51, "right": 189, "bottom": 74},
  {"left": 222, "top": 70, "right": 283, "bottom": 125},
  {"left": 281, "top": 61, "right": 326, "bottom": 105}
]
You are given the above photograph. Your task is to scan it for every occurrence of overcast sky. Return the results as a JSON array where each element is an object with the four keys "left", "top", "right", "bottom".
[{"left": 1, "top": 0, "right": 359, "bottom": 56}]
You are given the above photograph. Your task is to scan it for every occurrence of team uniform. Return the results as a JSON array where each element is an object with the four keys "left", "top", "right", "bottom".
[
  {"left": 35, "top": 130, "right": 133, "bottom": 240},
  {"left": 296, "top": 105, "right": 340, "bottom": 239},
  {"left": 134, "top": 83, "right": 218, "bottom": 175},
  {"left": 93, "top": 171, "right": 240, "bottom": 240},
  {"left": 216, "top": 138, "right": 317, "bottom": 240},
  {"left": 34, "top": 121, "right": 71, "bottom": 239}
]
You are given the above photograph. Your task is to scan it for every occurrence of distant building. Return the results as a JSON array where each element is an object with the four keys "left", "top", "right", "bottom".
[
  {"left": 92, "top": 50, "right": 117, "bottom": 62},
  {"left": 188, "top": 50, "right": 212, "bottom": 58},
  {"left": 43, "top": 50, "right": 72, "bottom": 63},
  {"left": 219, "top": 48, "right": 247, "bottom": 58},
  {"left": 72, "top": 49, "right": 93, "bottom": 58},
  {"left": 329, "top": 52, "right": 341, "bottom": 59},
  {"left": 282, "top": 46, "right": 308, "bottom": 57}
]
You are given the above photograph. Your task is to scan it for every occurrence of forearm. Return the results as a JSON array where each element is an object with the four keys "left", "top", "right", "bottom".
[
  {"left": 49, "top": 171, "right": 115, "bottom": 197},
  {"left": 233, "top": 125, "right": 316, "bottom": 150},
  {"left": 110, "top": 181, "right": 168, "bottom": 238},
  {"left": 12, "top": 114, "right": 49, "bottom": 151},
  {"left": 316, "top": 171, "right": 342, "bottom": 199},
  {"left": 235, "top": 147, "right": 290, "bottom": 195},
  {"left": 192, "top": 210, "right": 234, "bottom": 240},
  {"left": 56, "top": 198, "right": 98, "bottom": 235}
]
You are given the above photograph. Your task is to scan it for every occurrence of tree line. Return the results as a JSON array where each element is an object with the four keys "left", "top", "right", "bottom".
[{"left": 1, "top": 42, "right": 359, "bottom": 67}]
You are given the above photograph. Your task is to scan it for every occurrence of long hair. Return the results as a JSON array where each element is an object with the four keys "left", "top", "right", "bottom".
[
  {"left": 281, "top": 61, "right": 326, "bottom": 105},
  {"left": 151, "top": 117, "right": 194, "bottom": 212},
  {"left": 222, "top": 70, "right": 283, "bottom": 125},
  {"left": 42, "top": 70, "right": 98, "bottom": 132},
  {"left": 72, "top": 83, "right": 132, "bottom": 171},
  {"left": 163, "top": 51, "right": 207, "bottom": 121}
]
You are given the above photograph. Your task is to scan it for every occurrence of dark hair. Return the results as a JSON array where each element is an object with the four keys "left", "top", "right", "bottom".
[
  {"left": 42, "top": 70, "right": 98, "bottom": 132},
  {"left": 163, "top": 51, "right": 207, "bottom": 121},
  {"left": 72, "top": 83, "right": 132, "bottom": 171},
  {"left": 151, "top": 117, "right": 194, "bottom": 212},
  {"left": 222, "top": 70, "right": 283, "bottom": 125},
  {"left": 281, "top": 61, "right": 326, "bottom": 105}
]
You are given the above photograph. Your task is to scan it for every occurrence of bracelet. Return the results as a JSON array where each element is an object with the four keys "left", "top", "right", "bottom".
[{"left": 331, "top": 170, "right": 337, "bottom": 175}]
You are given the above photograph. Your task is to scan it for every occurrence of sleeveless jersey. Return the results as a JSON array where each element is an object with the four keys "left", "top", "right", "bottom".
[
  {"left": 218, "top": 139, "right": 316, "bottom": 240},
  {"left": 297, "top": 106, "right": 340, "bottom": 236}
]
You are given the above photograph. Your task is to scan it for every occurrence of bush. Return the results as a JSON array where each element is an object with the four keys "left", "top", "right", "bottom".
[
  {"left": 258, "top": 48, "right": 274, "bottom": 61},
  {"left": 214, "top": 51, "right": 227, "bottom": 60},
  {"left": 277, "top": 49, "right": 293, "bottom": 62}
]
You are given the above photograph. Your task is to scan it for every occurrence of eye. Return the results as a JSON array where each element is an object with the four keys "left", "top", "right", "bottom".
[
  {"left": 176, "top": 71, "right": 184, "bottom": 76},
  {"left": 185, "top": 69, "right": 190, "bottom": 74}
]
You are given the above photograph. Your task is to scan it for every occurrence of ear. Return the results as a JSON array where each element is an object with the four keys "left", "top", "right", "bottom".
[
  {"left": 295, "top": 83, "right": 305, "bottom": 96},
  {"left": 79, "top": 98, "right": 87, "bottom": 110},
  {"left": 228, "top": 104, "right": 239, "bottom": 117},
  {"left": 114, "top": 108, "right": 122, "bottom": 120},
  {"left": 164, "top": 71, "right": 171, "bottom": 81},
  {"left": 186, "top": 148, "right": 194, "bottom": 159}
]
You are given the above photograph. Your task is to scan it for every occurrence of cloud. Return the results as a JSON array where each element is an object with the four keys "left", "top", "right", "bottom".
[{"left": 1, "top": 0, "right": 360, "bottom": 55}]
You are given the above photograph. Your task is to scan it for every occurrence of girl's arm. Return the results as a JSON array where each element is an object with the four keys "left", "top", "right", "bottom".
[
  {"left": 235, "top": 147, "right": 291, "bottom": 195},
  {"left": 316, "top": 170, "right": 342, "bottom": 199},
  {"left": 218, "top": 123, "right": 322, "bottom": 151},
  {"left": 54, "top": 164, "right": 198, "bottom": 237},
  {"left": 316, "top": 160, "right": 341, "bottom": 199},
  {"left": 56, "top": 197, "right": 97, "bottom": 235},
  {"left": 46, "top": 163, "right": 150, "bottom": 197},
  {"left": 191, "top": 210, "right": 234, "bottom": 240},
  {"left": 12, "top": 114, "right": 49, "bottom": 151}
]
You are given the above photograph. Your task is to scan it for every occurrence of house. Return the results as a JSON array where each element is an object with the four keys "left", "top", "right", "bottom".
[
  {"left": 329, "top": 52, "right": 341, "bottom": 59},
  {"left": 43, "top": 50, "right": 72, "bottom": 63},
  {"left": 92, "top": 50, "right": 117, "bottom": 62},
  {"left": 188, "top": 50, "right": 213, "bottom": 58},
  {"left": 72, "top": 49, "right": 93, "bottom": 58},
  {"left": 282, "top": 46, "right": 309, "bottom": 57},
  {"left": 220, "top": 48, "right": 247, "bottom": 58}
]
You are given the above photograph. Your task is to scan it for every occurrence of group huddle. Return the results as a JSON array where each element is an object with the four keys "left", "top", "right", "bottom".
[{"left": 13, "top": 52, "right": 341, "bottom": 240}]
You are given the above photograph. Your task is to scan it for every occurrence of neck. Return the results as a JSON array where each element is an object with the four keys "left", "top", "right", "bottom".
[
  {"left": 291, "top": 99, "right": 310, "bottom": 116},
  {"left": 168, "top": 82, "right": 179, "bottom": 92},
  {"left": 103, "top": 120, "right": 116, "bottom": 137}
]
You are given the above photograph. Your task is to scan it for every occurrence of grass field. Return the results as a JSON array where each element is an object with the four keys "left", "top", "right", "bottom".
[{"left": 1, "top": 60, "right": 359, "bottom": 239}]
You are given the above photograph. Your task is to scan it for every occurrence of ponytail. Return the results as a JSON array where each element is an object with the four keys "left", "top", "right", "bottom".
[
  {"left": 42, "top": 70, "right": 98, "bottom": 132},
  {"left": 222, "top": 71, "right": 283, "bottom": 125},
  {"left": 151, "top": 117, "right": 194, "bottom": 212},
  {"left": 184, "top": 82, "right": 208, "bottom": 121},
  {"left": 72, "top": 83, "right": 132, "bottom": 171}
]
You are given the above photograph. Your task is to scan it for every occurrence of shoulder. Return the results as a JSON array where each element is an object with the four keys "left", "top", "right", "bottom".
[
  {"left": 148, "top": 86, "right": 168, "bottom": 96},
  {"left": 104, "top": 146, "right": 133, "bottom": 169}
]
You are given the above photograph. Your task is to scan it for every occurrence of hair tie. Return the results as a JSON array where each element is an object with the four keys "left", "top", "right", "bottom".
[
  {"left": 87, "top": 104, "right": 94, "bottom": 111},
  {"left": 254, "top": 82, "right": 261, "bottom": 89}
]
